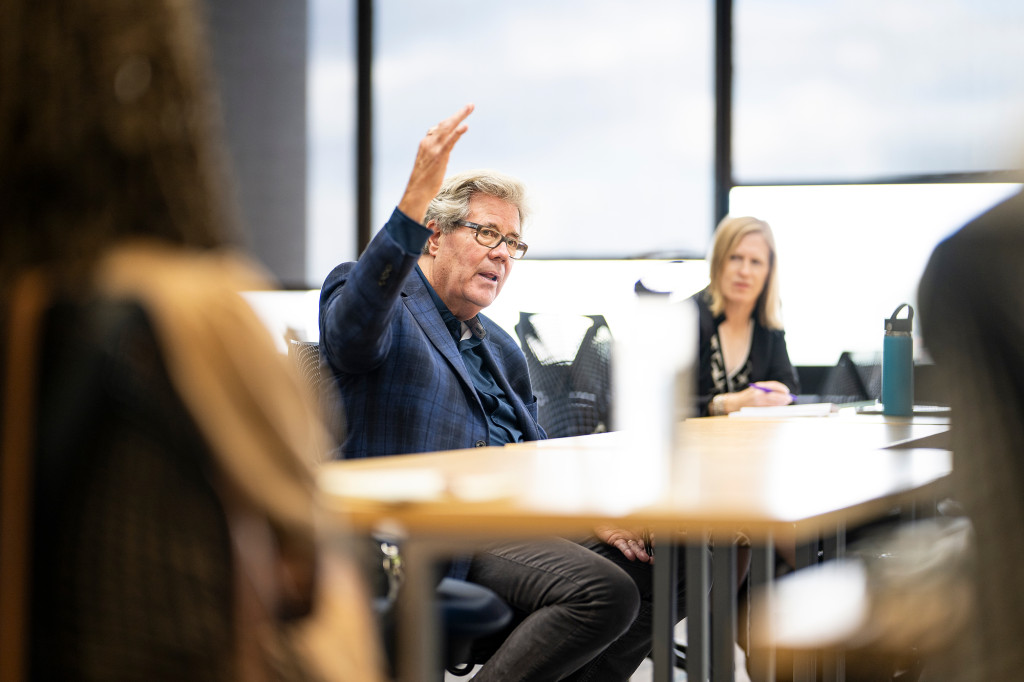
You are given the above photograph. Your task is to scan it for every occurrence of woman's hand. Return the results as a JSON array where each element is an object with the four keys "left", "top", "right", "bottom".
[
  {"left": 595, "top": 526, "right": 653, "bottom": 563},
  {"left": 747, "top": 381, "right": 794, "bottom": 406},
  {"left": 717, "top": 381, "right": 794, "bottom": 414}
]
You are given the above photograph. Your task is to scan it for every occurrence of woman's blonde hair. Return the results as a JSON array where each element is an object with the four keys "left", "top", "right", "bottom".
[{"left": 707, "top": 216, "right": 784, "bottom": 330}]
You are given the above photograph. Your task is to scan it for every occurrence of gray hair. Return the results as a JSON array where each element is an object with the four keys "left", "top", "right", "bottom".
[{"left": 421, "top": 169, "right": 530, "bottom": 254}]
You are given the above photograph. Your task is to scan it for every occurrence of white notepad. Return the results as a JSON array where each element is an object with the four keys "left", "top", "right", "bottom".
[{"left": 728, "top": 402, "right": 837, "bottom": 418}]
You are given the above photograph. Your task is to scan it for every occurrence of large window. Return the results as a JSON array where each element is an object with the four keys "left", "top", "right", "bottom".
[
  {"left": 308, "top": 0, "right": 356, "bottom": 279},
  {"left": 373, "top": 0, "right": 714, "bottom": 260},
  {"left": 734, "top": 0, "right": 1024, "bottom": 182},
  {"left": 730, "top": 0, "right": 1024, "bottom": 365},
  {"left": 306, "top": 1, "right": 1024, "bottom": 365},
  {"left": 729, "top": 182, "right": 1021, "bottom": 365}
]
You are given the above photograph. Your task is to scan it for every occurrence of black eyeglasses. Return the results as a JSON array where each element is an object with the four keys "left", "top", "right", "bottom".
[{"left": 456, "top": 220, "right": 529, "bottom": 260}]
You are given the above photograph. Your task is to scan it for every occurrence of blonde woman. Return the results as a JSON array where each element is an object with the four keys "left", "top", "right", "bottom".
[{"left": 696, "top": 216, "right": 800, "bottom": 416}]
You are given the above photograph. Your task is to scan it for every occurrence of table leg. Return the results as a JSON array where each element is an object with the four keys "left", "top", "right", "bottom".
[
  {"left": 711, "top": 535, "right": 737, "bottom": 680},
  {"left": 396, "top": 539, "right": 441, "bottom": 682},
  {"left": 748, "top": 534, "right": 776, "bottom": 682},
  {"left": 687, "top": 536, "right": 710, "bottom": 682},
  {"left": 652, "top": 535, "right": 678, "bottom": 682},
  {"left": 821, "top": 522, "right": 846, "bottom": 562},
  {"left": 821, "top": 523, "right": 846, "bottom": 682},
  {"left": 792, "top": 534, "right": 818, "bottom": 682},
  {"left": 821, "top": 647, "right": 845, "bottom": 682}
]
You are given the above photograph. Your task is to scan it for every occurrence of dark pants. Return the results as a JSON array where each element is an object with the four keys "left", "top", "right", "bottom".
[{"left": 466, "top": 536, "right": 689, "bottom": 682}]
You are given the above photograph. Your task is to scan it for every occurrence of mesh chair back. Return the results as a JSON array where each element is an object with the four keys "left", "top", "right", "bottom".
[
  {"left": 515, "top": 312, "right": 613, "bottom": 438},
  {"left": 288, "top": 339, "right": 322, "bottom": 390},
  {"left": 286, "top": 339, "right": 346, "bottom": 454},
  {"left": 818, "top": 351, "right": 881, "bottom": 404}
]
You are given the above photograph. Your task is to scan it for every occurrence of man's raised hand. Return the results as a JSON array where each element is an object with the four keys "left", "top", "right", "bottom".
[{"left": 397, "top": 103, "right": 475, "bottom": 223}]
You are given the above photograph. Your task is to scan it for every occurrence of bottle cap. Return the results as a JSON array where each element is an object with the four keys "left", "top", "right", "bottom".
[{"left": 885, "top": 303, "right": 914, "bottom": 333}]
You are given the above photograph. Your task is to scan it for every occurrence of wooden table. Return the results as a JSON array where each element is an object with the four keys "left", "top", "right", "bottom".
[{"left": 319, "top": 412, "right": 950, "bottom": 681}]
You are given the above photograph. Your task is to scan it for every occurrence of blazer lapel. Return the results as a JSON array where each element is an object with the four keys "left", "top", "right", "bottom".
[
  {"left": 477, "top": 340, "right": 543, "bottom": 442},
  {"left": 402, "top": 276, "right": 479, "bottom": 396}
]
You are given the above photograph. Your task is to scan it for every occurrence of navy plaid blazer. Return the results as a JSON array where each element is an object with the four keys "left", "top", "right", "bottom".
[{"left": 319, "top": 209, "right": 545, "bottom": 461}]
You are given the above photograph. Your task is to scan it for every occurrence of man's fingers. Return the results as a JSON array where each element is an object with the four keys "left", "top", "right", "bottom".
[
  {"left": 398, "top": 104, "right": 474, "bottom": 223},
  {"left": 424, "top": 104, "right": 473, "bottom": 152},
  {"left": 438, "top": 103, "right": 474, "bottom": 135},
  {"left": 598, "top": 526, "right": 655, "bottom": 561},
  {"left": 615, "top": 537, "right": 653, "bottom": 563},
  {"left": 423, "top": 104, "right": 473, "bottom": 141}
]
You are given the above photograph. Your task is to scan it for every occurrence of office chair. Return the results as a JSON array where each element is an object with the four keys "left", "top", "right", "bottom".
[
  {"left": 817, "top": 351, "right": 881, "bottom": 404},
  {"left": 285, "top": 340, "right": 513, "bottom": 677},
  {"left": 514, "top": 312, "right": 613, "bottom": 438},
  {"left": 287, "top": 337, "right": 346, "bottom": 449},
  {"left": 288, "top": 338, "right": 322, "bottom": 390}
]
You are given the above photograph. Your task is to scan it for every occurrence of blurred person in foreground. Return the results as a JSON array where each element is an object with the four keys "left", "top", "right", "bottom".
[
  {"left": 319, "top": 104, "right": 691, "bottom": 681},
  {"left": 0, "top": 1, "right": 383, "bottom": 679},
  {"left": 695, "top": 216, "right": 800, "bottom": 416},
  {"left": 917, "top": 187, "right": 1024, "bottom": 681}
]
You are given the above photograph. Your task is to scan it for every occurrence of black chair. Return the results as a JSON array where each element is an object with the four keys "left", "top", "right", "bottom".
[
  {"left": 286, "top": 339, "right": 513, "bottom": 677},
  {"left": 816, "top": 350, "right": 881, "bottom": 405},
  {"left": 514, "top": 312, "right": 613, "bottom": 438}
]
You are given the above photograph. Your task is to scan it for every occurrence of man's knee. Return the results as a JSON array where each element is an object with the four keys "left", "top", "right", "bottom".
[{"left": 576, "top": 559, "right": 641, "bottom": 639}]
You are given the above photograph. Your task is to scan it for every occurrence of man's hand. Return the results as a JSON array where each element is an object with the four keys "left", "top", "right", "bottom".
[
  {"left": 595, "top": 525, "right": 653, "bottom": 563},
  {"left": 397, "top": 103, "right": 475, "bottom": 224}
]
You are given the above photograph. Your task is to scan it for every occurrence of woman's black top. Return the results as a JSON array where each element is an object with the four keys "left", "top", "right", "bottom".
[{"left": 693, "top": 288, "right": 799, "bottom": 416}]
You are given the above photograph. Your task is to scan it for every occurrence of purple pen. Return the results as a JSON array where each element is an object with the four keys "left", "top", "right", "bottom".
[{"left": 749, "top": 383, "right": 797, "bottom": 400}]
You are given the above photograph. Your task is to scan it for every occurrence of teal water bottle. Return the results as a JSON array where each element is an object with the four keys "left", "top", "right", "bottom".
[{"left": 881, "top": 303, "right": 914, "bottom": 416}]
